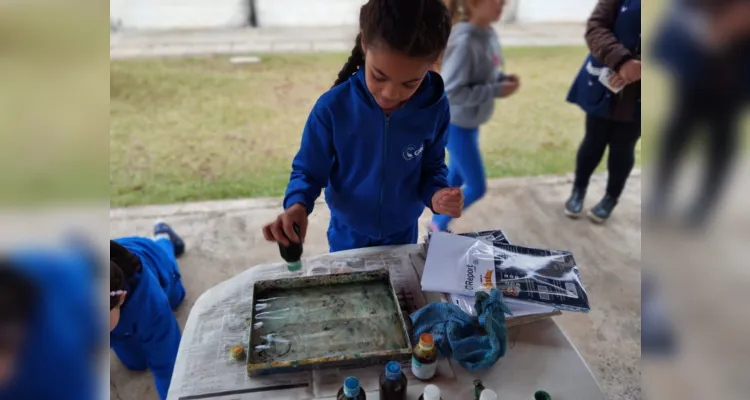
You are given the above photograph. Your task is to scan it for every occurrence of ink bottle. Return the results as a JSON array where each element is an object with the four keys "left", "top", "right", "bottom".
[
  {"left": 379, "top": 361, "right": 407, "bottom": 400},
  {"left": 337, "top": 376, "right": 366, "bottom": 399},
  {"left": 278, "top": 224, "right": 303, "bottom": 271},
  {"left": 411, "top": 333, "right": 437, "bottom": 380}
]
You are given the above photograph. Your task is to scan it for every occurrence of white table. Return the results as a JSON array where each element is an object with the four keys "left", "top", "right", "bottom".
[{"left": 167, "top": 245, "right": 605, "bottom": 400}]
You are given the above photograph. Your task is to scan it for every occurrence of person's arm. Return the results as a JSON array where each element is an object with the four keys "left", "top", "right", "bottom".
[
  {"left": 585, "top": 0, "right": 633, "bottom": 71},
  {"left": 283, "top": 105, "right": 335, "bottom": 214},
  {"left": 140, "top": 305, "right": 181, "bottom": 400},
  {"left": 419, "top": 103, "right": 450, "bottom": 212},
  {"left": 442, "top": 44, "right": 504, "bottom": 107}
]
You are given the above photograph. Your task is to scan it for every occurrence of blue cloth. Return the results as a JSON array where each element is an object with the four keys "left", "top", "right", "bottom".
[
  {"left": 283, "top": 68, "right": 451, "bottom": 247},
  {"left": 327, "top": 215, "right": 418, "bottom": 253},
  {"left": 567, "top": 0, "right": 641, "bottom": 121},
  {"left": 410, "top": 289, "right": 510, "bottom": 371},
  {"left": 1, "top": 248, "right": 100, "bottom": 400},
  {"left": 432, "top": 124, "right": 486, "bottom": 231},
  {"left": 111, "top": 237, "right": 186, "bottom": 400}
]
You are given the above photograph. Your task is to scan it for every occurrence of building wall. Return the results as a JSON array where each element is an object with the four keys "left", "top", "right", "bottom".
[
  {"left": 110, "top": 0, "right": 248, "bottom": 30},
  {"left": 111, "top": 0, "right": 596, "bottom": 30}
]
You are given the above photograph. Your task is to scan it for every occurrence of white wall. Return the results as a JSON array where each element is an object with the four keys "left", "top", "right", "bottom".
[
  {"left": 110, "top": 0, "right": 595, "bottom": 30},
  {"left": 255, "top": 0, "right": 364, "bottom": 27},
  {"left": 111, "top": 0, "right": 248, "bottom": 30},
  {"left": 515, "top": 0, "right": 597, "bottom": 23}
]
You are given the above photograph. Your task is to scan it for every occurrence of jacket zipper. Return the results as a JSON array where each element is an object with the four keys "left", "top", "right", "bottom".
[{"left": 377, "top": 115, "right": 390, "bottom": 240}]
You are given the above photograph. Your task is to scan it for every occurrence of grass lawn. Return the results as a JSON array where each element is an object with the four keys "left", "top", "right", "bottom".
[{"left": 111, "top": 46, "right": 642, "bottom": 207}]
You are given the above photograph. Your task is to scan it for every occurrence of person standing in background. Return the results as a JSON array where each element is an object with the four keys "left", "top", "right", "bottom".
[
  {"left": 649, "top": 0, "right": 750, "bottom": 227},
  {"left": 565, "top": 0, "right": 641, "bottom": 223},
  {"left": 430, "top": 0, "right": 520, "bottom": 232}
]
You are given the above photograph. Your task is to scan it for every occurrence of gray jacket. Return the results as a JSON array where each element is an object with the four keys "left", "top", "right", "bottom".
[{"left": 442, "top": 22, "right": 505, "bottom": 128}]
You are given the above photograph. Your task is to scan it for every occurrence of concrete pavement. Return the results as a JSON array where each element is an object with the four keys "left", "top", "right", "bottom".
[
  {"left": 110, "top": 171, "right": 641, "bottom": 400},
  {"left": 110, "top": 23, "right": 586, "bottom": 59}
]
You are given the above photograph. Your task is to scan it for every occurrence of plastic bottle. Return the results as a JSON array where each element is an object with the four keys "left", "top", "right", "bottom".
[
  {"left": 337, "top": 376, "right": 366, "bottom": 400},
  {"left": 379, "top": 361, "right": 407, "bottom": 400},
  {"left": 473, "top": 379, "right": 486, "bottom": 400},
  {"left": 411, "top": 333, "right": 437, "bottom": 380},
  {"left": 417, "top": 384, "right": 441, "bottom": 400},
  {"left": 479, "top": 389, "right": 497, "bottom": 400},
  {"left": 278, "top": 224, "right": 303, "bottom": 271}
]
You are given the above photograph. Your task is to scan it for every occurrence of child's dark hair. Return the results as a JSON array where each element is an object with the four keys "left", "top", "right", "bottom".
[
  {"left": 0, "top": 259, "right": 38, "bottom": 352},
  {"left": 333, "top": 0, "right": 452, "bottom": 87},
  {"left": 109, "top": 240, "right": 141, "bottom": 310}
]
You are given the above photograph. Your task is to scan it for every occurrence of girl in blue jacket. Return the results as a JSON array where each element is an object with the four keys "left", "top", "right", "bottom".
[
  {"left": 110, "top": 222, "right": 186, "bottom": 400},
  {"left": 263, "top": 0, "right": 464, "bottom": 252}
]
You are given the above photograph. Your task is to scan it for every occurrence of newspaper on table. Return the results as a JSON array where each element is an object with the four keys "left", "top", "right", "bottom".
[
  {"left": 423, "top": 230, "right": 590, "bottom": 313},
  {"left": 167, "top": 245, "right": 455, "bottom": 400}
]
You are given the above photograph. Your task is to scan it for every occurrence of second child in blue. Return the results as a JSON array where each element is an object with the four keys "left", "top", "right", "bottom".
[{"left": 263, "top": 0, "right": 464, "bottom": 252}]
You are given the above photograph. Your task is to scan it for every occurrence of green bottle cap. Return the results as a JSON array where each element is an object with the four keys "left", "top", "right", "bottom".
[
  {"left": 287, "top": 260, "right": 302, "bottom": 271},
  {"left": 534, "top": 390, "right": 551, "bottom": 400}
]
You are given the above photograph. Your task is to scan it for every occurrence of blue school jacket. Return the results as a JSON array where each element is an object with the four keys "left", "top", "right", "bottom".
[
  {"left": 111, "top": 237, "right": 182, "bottom": 400},
  {"left": 567, "top": 0, "right": 641, "bottom": 121},
  {"left": 0, "top": 249, "right": 100, "bottom": 400},
  {"left": 284, "top": 68, "right": 451, "bottom": 239}
]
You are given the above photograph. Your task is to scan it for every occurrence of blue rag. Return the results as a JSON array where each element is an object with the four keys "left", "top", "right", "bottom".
[{"left": 410, "top": 289, "right": 511, "bottom": 371}]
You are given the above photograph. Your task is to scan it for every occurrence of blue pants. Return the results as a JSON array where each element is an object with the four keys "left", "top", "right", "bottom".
[
  {"left": 432, "top": 124, "right": 486, "bottom": 231},
  {"left": 327, "top": 215, "right": 418, "bottom": 253},
  {"left": 153, "top": 237, "right": 186, "bottom": 310}
]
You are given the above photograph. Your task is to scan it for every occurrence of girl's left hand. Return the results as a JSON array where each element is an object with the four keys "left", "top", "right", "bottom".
[{"left": 432, "top": 187, "right": 464, "bottom": 218}]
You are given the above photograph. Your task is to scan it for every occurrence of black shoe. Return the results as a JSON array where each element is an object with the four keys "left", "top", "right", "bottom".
[
  {"left": 564, "top": 187, "right": 586, "bottom": 218},
  {"left": 154, "top": 221, "right": 186, "bottom": 258},
  {"left": 587, "top": 194, "right": 618, "bottom": 223}
]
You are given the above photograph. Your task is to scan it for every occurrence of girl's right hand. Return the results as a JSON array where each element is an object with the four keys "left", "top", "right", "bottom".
[
  {"left": 500, "top": 80, "right": 520, "bottom": 97},
  {"left": 262, "top": 203, "right": 308, "bottom": 246}
]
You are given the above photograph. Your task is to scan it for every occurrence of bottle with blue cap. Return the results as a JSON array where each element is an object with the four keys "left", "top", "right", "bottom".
[
  {"left": 379, "top": 361, "right": 407, "bottom": 400},
  {"left": 337, "top": 376, "right": 366, "bottom": 399}
]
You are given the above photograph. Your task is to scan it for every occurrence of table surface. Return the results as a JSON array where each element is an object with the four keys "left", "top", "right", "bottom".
[{"left": 167, "top": 245, "right": 605, "bottom": 400}]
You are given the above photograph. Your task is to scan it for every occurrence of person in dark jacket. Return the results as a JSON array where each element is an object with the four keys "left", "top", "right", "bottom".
[
  {"left": 110, "top": 222, "right": 187, "bottom": 400},
  {"left": 262, "top": 0, "right": 464, "bottom": 252},
  {"left": 649, "top": 0, "right": 750, "bottom": 227},
  {"left": 565, "top": 0, "right": 641, "bottom": 223}
]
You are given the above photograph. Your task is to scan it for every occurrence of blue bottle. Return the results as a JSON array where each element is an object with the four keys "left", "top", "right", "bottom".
[
  {"left": 379, "top": 361, "right": 407, "bottom": 400},
  {"left": 337, "top": 376, "right": 366, "bottom": 399}
]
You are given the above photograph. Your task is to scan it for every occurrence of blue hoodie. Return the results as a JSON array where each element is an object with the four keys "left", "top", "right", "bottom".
[
  {"left": 1, "top": 249, "right": 100, "bottom": 400},
  {"left": 111, "top": 237, "right": 184, "bottom": 400},
  {"left": 284, "top": 68, "right": 451, "bottom": 239}
]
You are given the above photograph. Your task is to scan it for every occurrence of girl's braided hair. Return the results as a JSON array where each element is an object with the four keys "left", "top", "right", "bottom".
[
  {"left": 332, "top": 0, "right": 452, "bottom": 87},
  {"left": 109, "top": 240, "right": 141, "bottom": 310}
]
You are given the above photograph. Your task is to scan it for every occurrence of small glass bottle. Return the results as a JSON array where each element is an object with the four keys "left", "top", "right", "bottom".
[
  {"left": 278, "top": 224, "right": 303, "bottom": 271},
  {"left": 411, "top": 333, "right": 437, "bottom": 381},
  {"left": 337, "top": 376, "right": 366, "bottom": 400},
  {"left": 417, "top": 384, "right": 441, "bottom": 400},
  {"left": 379, "top": 361, "right": 407, "bottom": 400}
]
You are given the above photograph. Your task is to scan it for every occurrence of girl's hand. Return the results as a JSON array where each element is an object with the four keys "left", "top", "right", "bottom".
[
  {"left": 262, "top": 203, "right": 308, "bottom": 246},
  {"left": 432, "top": 188, "right": 464, "bottom": 218},
  {"left": 499, "top": 80, "right": 520, "bottom": 97}
]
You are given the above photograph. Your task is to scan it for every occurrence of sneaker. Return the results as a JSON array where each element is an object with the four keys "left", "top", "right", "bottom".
[
  {"left": 564, "top": 187, "right": 586, "bottom": 218},
  {"left": 587, "top": 194, "right": 618, "bottom": 224},
  {"left": 154, "top": 221, "right": 186, "bottom": 258}
]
